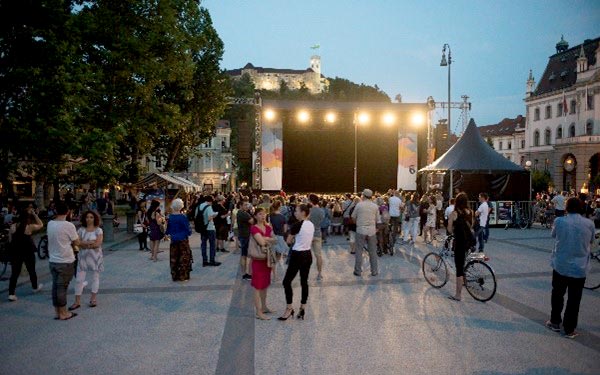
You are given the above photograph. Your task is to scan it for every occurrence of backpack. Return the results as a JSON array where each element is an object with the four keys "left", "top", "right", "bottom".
[{"left": 194, "top": 204, "right": 210, "bottom": 233}]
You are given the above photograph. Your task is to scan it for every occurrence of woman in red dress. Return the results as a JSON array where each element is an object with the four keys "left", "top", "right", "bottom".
[{"left": 250, "top": 208, "right": 276, "bottom": 320}]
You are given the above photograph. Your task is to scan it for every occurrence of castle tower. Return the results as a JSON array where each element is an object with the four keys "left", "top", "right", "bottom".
[
  {"left": 526, "top": 69, "right": 535, "bottom": 98},
  {"left": 310, "top": 55, "right": 321, "bottom": 75},
  {"left": 577, "top": 44, "right": 588, "bottom": 73},
  {"left": 556, "top": 35, "right": 569, "bottom": 53}
]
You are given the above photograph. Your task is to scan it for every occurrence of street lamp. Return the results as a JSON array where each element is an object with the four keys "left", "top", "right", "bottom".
[
  {"left": 525, "top": 160, "right": 532, "bottom": 202},
  {"left": 440, "top": 44, "right": 452, "bottom": 134},
  {"left": 353, "top": 111, "right": 371, "bottom": 194}
]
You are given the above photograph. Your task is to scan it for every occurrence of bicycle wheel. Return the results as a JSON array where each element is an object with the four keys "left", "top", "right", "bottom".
[
  {"left": 584, "top": 253, "right": 600, "bottom": 290},
  {"left": 37, "top": 237, "right": 48, "bottom": 260},
  {"left": 422, "top": 252, "right": 449, "bottom": 288},
  {"left": 518, "top": 217, "right": 529, "bottom": 229},
  {"left": 464, "top": 260, "right": 497, "bottom": 302}
]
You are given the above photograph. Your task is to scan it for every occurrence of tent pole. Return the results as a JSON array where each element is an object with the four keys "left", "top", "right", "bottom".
[{"left": 449, "top": 170, "right": 453, "bottom": 201}]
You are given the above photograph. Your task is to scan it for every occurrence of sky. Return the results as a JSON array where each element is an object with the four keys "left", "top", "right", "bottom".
[{"left": 203, "top": 0, "right": 600, "bottom": 131}]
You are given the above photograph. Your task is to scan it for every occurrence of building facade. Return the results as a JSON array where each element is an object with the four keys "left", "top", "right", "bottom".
[
  {"left": 524, "top": 36, "right": 600, "bottom": 193},
  {"left": 478, "top": 116, "right": 526, "bottom": 165},
  {"left": 227, "top": 55, "right": 329, "bottom": 94}
]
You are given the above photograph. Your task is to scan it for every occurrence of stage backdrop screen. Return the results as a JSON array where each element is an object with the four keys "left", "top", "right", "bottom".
[{"left": 281, "top": 117, "right": 398, "bottom": 193}]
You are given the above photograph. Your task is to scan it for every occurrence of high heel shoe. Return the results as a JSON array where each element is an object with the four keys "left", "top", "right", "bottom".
[
  {"left": 277, "top": 308, "right": 295, "bottom": 321},
  {"left": 297, "top": 308, "right": 305, "bottom": 320}
]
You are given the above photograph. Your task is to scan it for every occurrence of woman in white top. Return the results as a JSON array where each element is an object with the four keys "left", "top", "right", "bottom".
[
  {"left": 278, "top": 204, "right": 314, "bottom": 321},
  {"left": 69, "top": 210, "right": 103, "bottom": 310}
]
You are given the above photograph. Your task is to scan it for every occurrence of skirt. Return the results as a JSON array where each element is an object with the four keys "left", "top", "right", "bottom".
[
  {"left": 170, "top": 239, "right": 193, "bottom": 281},
  {"left": 149, "top": 221, "right": 163, "bottom": 241},
  {"left": 251, "top": 259, "right": 271, "bottom": 290}
]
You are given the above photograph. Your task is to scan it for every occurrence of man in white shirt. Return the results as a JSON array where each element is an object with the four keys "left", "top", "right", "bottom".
[
  {"left": 552, "top": 192, "right": 566, "bottom": 217},
  {"left": 388, "top": 190, "right": 402, "bottom": 238},
  {"left": 47, "top": 201, "right": 79, "bottom": 320},
  {"left": 435, "top": 191, "right": 444, "bottom": 229},
  {"left": 198, "top": 195, "right": 220, "bottom": 267},
  {"left": 351, "top": 189, "right": 380, "bottom": 276},
  {"left": 475, "top": 193, "right": 490, "bottom": 252},
  {"left": 444, "top": 198, "right": 455, "bottom": 232}
]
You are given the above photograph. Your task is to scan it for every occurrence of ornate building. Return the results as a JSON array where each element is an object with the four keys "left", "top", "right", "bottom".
[
  {"left": 478, "top": 115, "right": 526, "bottom": 165},
  {"left": 227, "top": 55, "right": 329, "bottom": 94},
  {"left": 524, "top": 36, "right": 600, "bottom": 193}
]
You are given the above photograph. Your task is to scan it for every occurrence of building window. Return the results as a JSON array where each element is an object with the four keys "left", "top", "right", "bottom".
[
  {"left": 508, "top": 141, "right": 512, "bottom": 150},
  {"left": 521, "top": 140, "right": 525, "bottom": 149},
  {"left": 588, "top": 94, "right": 595, "bottom": 110},
  {"left": 569, "top": 123, "right": 575, "bottom": 137},
  {"left": 556, "top": 126, "right": 562, "bottom": 139},
  {"left": 534, "top": 108, "right": 540, "bottom": 121},
  {"left": 570, "top": 100, "right": 576, "bottom": 114},
  {"left": 586, "top": 121, "right": 594, "bottom": 135},
  {"left": 545, "top": 158, "right": 550, "bottom": 171},
  {"left": 557, "top": 103, "right": 563, "bottom": 116},
  {"left": 544, "top": 128, "right": 551, "bottom": 145},
  {"left": 520, "top": 156, "right": 525, "bottom": 166},
  {"left": 534, "top": 159, "right": 539, "bottom": 170},
  {"left": 545, "top": 106, "right": 552, "bottom": 119},
  {"left": 534, "top": 130, "right": 540, "bottom": 146},
  {"left": 155, "top": 157, "right": 162, "bottom": 168},
  {"left": 499, "top": 141, "right": 503, "bottom": 150}
]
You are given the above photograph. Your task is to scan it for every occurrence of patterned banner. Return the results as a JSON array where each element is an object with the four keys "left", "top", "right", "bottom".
[
  {"left": 261, "top": 120, "right": 283, "bottom": 190},
  {"left": 397, "top": 131, "right": 417, "bottom": 190}
]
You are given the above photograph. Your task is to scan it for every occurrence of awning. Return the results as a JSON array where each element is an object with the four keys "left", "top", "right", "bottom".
[{"left": 135, "top": 173, "right": 200, "bottom": 192}]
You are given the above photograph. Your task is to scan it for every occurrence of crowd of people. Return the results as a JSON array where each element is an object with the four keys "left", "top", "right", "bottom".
[{"left": 2, "top": 186, "right": 597, "bottom": 338}]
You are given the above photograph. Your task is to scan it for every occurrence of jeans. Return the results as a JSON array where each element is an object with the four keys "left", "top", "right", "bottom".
[
  {"left": 283, "top": 251, "right": 313, "bottom": 304},
  {"left": 403, "top": 218, "right": 420, "bottom": 242},
  {"left": 9, "top": 251, "right": 38, "bottom": 295},
  {"left": 476, "top": 226, "right": 487, "bottom": 251},
  {"left": 354, "top": 233, "right": 378, "bottom": 275},
  {"left": 238, "top": 236, "right": 249, "bottom": 257},
  {"left": 49, "top": 262, "right": 75, "bottom": 307},
  {"left": 390, "top": 216, "right": 402, "bottom": 237},
  {"left": 550, "top": 270, "right": 585, "bottom": 334},
  {"left": 201, "top": 230, "right": 216, "bottom": 263}
]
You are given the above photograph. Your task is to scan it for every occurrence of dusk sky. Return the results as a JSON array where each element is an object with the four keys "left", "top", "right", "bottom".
[{"left": 204, "top": 0, "right": 600, "bottom": 131}]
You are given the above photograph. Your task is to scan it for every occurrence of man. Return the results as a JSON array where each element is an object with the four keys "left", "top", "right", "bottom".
[
  {"left": 47, "top": 201, "right": 79, "bottom": 320},
  {"left": 237, "top": 202, "right": 254, "bottom": 280},
  {"left": 213, "top": 195, "right": 230, "bottom": 253},
  {"left": 435, "top": 191, "right": 444, "bottom": 230},
  {"left": 475, "top": 193, "right": 490, "bottom": 252},
  {"left": 546, "top": 197, "right": 595, "bottom": 339},
  {"left": 552, "top": 191, "right": 566, "bottom": 217},
  {"left": 352, "top": 189, "right": 380, "bottom": 277},
  {"left": 309, "top": 194, "right": 325, "bottom": 280},
  {"left": 197, "top": 195, "right": 220, "bottom": 267},
  {"left": 444, "top": 198, "right": 455, "bottom": 232},
  {"left": 342, "top": 193, "right": 353, "bottom": 237},
  {"left": 388, "top": 190, "right": 403, "bottom": 239}
]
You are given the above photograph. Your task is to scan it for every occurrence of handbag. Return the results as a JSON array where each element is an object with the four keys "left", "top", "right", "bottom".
[
  {"left": 133, "top": 224, "right": 144, "bottom": 234},
  {"left": 248, "top": 235, "right": 267, "bottom": 260}
]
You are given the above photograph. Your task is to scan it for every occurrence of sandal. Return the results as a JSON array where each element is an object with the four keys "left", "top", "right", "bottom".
[
  {"left": 68, "top": 304, "right": 81, "bottom": 311},
  {"left": 447, "top": 296, "right": 461, "bottom": 301},
  {"left": 60, "top": 312, "right": 78, "bottom": 320},
  {"left": 89, "top": 301, "right": 97, "bottom": 308}
]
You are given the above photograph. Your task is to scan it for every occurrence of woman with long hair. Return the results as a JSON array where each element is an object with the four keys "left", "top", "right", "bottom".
[
  {"left": 70, "top": 210, "right": 103, "bottom": 309},
  {"left": 447, "top": 192, "right": 474, "bottom": 301},
  {"left": 279, "top": 204, "right": 314, "bottom": 321},
  {"left": 136, "top": 201, "right": 150, "bottom": 251},
  {"left": 250, "top": 207, "right": 276, "bottom": 320},
  {"left": 8, "top": 207, "right": 44, "bottom": 301},
  {"left": 147, "top": 200, "right": 164, "bottom": 262}
]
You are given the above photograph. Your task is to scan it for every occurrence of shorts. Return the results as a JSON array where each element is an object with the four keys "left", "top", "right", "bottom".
[
  {"left": 217, "top": 225, "right": 229, "bottom": 241},
  {"left": 239, "top": 236, "right": 250, "bottom": 257},
  {"left": 273, "top": 235, "right": 288, "bottom": 254},
  {"left": 349, "top": 231, "right": 356, "bottom": 243},
  {"left": 311, "top": 237, "right": 322, "bottom": 257}
]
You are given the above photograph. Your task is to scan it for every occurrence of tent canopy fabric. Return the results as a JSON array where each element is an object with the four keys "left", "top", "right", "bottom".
[
  {"left": 135, "top": 173, "right": 200, "bottom": 192},
  {"left": 420, "top": 119, "right": 526, "bottom": 174}
]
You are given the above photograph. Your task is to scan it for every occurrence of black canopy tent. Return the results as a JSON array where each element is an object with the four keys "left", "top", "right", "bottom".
[{"left": 418, "top": 119, "right": 530, "bottom": 201}]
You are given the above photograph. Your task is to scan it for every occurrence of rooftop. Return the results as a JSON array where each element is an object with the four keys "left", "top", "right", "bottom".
[{"left": 478, "top": 115, "right": 525, "bottom": 137}]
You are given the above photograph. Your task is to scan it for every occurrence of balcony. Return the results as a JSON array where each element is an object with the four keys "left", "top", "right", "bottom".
[{"left": 555, "top": 135, "right": 600, "bottom": 145}]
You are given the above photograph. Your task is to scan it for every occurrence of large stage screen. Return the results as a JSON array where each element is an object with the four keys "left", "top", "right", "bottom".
[{"left": 281, "top": 118, "right": 398, "bottom": 193}]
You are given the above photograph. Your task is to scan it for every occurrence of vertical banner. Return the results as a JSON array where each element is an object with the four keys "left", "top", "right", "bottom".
[
  {"left": 397, "top": 131, "right": 417, "bottom": 190},
  {"left": 261, "top": 120, "right": 283, "bottom": 190}
]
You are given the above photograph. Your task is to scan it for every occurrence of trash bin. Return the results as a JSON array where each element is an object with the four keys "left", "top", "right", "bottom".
[{"left": 102, "top": 215, "right": 115, "bottom": 243}]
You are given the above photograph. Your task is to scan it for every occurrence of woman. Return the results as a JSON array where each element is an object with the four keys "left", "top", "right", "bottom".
[
  {"left": 348, "top": 197, "right": 360, "bottom": 254},
  {"left": 136, "top": 201, "right": 150, "bottom": 251},
  {"left": 424, "top": 196, "right": 437, "bottom": 244},
  {"left": 8, "top": 208, "right": 44, "bottom": 301},
  {"left": 269, "top": 201, "right": 288, "bottom": 262},
  {"left": 147, "top": 200, "right": 164, "bottom": 262},
  {"left": 403, "top": 194, "right": 420, "bottom": 244},
  {"left": 250, "top": 207, "right": 276, "bottom": 320},
  {"left": 279, "top": 204, "right": 314, "bottom": 321},
  {"left": 69, "top": 210, "right": 103, "bottom": 310},
  {"left": 447, "top": 192, "right": 474, "bottom": 301},
  {"left": 419, "top": 195, "right": 430, "bottom": 237},
  {"left": 165, "top": 198, "right": 193, "bottom": 282},
  {"left": 320, "top": 201, "right": 332, "bottom": 243}
]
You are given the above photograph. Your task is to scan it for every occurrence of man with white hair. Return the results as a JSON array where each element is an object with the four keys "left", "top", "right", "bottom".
[{"left": 352, "top": 189, "right": 380, "bottom": 277}]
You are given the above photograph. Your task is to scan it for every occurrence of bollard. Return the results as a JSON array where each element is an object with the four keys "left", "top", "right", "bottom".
[
  {"left": 126, "top": 210, "right": 135, "bottom": 234},
  {"left": 102, "top": 215, "right": 115, "bottom": 243}
]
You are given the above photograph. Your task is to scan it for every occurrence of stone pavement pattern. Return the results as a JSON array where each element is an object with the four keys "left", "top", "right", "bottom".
[{"left": 1, "top": 227, "right": 599, "bottom": 375}]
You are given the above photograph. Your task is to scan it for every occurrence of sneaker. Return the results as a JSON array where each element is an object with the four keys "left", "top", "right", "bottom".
[
  {"left": 8, "top": 295, "right": 17, "bottom": 302},
  {"left": 209, "top": 261, "right": 222, "bottom": 267},
  {"left": 202, "top": 262, "right": 209, "bottom": 267},
  {"left": 33, "top": 283, "right": 44, "bottom": 293},
  {"left": 353, "top": 271, "right": 361, "bottom": 276},
  {"left": 564, "top": 331, "right": 580, "bottom": 339},
  {"left": 371, "top": 272, "right": 379, "bottom": 277},
  {"left": 545, "top": 320, "right": 560, "bottom": 332},
  {"left": 242, "top": 274, "right": 252, "bottom": 280}
]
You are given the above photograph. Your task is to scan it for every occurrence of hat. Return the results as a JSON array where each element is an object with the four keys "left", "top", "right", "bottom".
[{"left": 362, "top": 189, "right": 373, "bottom": 198}]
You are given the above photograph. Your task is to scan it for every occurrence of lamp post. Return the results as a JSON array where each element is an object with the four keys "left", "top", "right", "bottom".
[
  {"left": 354, "top": 113, "right": 358, "bottom": 194},
  {"left": 440, "top": 44, "right": 451, "bottom": 134},
  {"left": 525, "top": 160, "right": 533, "bottom": 202}
]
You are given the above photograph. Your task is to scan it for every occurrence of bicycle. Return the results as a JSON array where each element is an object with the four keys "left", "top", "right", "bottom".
[
  {"left": 37, "top": 235, "right": 49, "bottom": 260},
  {"left": 583, "top": 232, "right": 600, "bottom": 290},
  {"left": 0, "top": 227, "right": 10, "bottom": 280},
  {"left": 505, "top": 205, "right": 529, "bottom": 230},
  {"left": 422, "top": 234, "right": 497, "bottom": 302}
]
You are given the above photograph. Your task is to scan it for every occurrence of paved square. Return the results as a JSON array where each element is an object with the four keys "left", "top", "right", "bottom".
[{"left": 1, "top": 228, "right": 599, "bottom": 375}]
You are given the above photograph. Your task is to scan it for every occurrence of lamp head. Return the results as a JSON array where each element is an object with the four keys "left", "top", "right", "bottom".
[{"left": 440, "top": 52, "right": 448, "bottom": 67}]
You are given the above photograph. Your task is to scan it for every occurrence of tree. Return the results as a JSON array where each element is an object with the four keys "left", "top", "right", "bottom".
[{"left": 532, "top": 170, "right": 552, "bottom": 193}]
